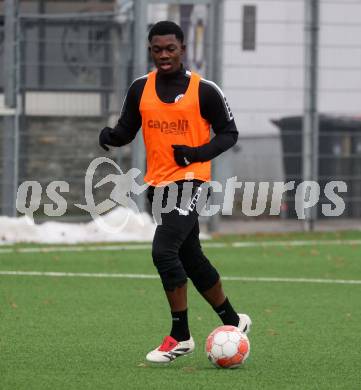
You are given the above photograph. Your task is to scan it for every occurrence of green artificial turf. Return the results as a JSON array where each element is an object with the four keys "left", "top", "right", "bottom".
[{"left": 1, "top": 232, "right": 361, "bottom": 389}]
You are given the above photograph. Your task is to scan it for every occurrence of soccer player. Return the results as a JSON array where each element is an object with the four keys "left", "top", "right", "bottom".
[{"left": 99, "top": 21, "right": 251, "bottom": 363}]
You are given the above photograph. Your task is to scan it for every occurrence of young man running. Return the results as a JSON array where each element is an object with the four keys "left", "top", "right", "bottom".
[{"left": 99, "top": 21, "right": 251, "bottom": 363}]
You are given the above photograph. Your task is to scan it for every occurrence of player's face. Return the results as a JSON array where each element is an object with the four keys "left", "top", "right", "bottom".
[{"left": 149, "top": 34, "right": 185, "bottom": 74}]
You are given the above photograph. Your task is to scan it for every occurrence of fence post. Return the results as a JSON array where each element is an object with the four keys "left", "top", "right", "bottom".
[
  {"left": 2, "top": 0, "right": 19, "bottom": 217},
  {"left": 131, "top": 0, "right": 148, "bottom": 212},
  {"left": 303, "top": 0, "right": 320, "bottom": 231},
  {"left": 208, "top": 0, "right": 224, "bottom": 233}
]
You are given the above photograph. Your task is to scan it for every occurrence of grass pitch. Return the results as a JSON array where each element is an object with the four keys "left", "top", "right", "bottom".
[{"left": 1, "top": 231, "right": 361, "bottom": 389}]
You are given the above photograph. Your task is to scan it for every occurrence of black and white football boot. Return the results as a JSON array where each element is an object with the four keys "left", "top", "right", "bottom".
[
  {"left": 237, "top": 313, "right": 252, "bottom": 334},
  {"left": 146, "top": 335, "right": 195, "bottom": 363}
]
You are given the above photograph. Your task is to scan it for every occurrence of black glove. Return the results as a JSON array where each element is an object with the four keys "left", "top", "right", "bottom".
[
  {"left": 172, "top": 144, "right": 199, "bottom": 167},
  {"left": 99, "top": 126, "right": 114, "bottom": 151}
]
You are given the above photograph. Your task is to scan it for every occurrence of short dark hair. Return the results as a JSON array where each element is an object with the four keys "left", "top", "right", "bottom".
[{"left": 148, "top": 21, "right": 184, "bottom": 43}]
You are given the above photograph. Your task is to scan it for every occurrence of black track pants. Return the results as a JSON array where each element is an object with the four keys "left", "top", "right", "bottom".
[{"left": 148, "top": 181, "right": 219, "bottom": 291}]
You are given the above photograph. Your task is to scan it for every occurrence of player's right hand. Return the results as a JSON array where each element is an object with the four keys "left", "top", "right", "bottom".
[{"left": 99, "top": 126, "right": 113, "bottom": 151}]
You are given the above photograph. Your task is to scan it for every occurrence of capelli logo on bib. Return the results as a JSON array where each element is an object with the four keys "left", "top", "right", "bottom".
[{"left": 148, "top": 119, "right": 189, "bottom": 135}]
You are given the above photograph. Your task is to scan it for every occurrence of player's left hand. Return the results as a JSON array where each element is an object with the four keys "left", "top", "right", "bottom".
[{"left": 172, "top": 144, "right": 198, "bottom": 167}]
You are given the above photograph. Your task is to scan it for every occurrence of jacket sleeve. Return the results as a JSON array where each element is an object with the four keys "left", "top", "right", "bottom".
[
  {"left": 194, "top": 80, "right": 238, "bottom": 162},
  {"left": 107, "top": 77, "right": 146, "bottom": 146}
]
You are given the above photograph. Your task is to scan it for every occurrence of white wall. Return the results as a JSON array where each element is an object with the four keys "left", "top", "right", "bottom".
[
  {"left": 0, "top": 92, "right": 102, "bottom": 117},
  {"left": 318, "top": 1, "right": 361, "bottom": 114},
  {"left": 222, "top": 0, "right": 361, "bottom": 136},
  {"left": 223, "top": 0, "right": 304, "bottom": 136}
]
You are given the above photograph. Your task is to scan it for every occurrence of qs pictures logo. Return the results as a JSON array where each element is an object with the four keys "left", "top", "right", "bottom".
[{"left": 16, "top": 158, "right": 149, "bottom": 234}]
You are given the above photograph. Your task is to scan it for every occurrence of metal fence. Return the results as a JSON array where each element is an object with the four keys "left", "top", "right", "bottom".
[
  {"left": 1, "top": 0, "right": 361, "bottom": 231},
  {"left": 1, "top": 10, "right": 133, "bottom": 221},
  {"left": 220, "top": 0, "right": 361, "bottom": 224}
]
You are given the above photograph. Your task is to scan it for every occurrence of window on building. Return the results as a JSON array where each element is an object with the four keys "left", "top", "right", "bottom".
[{"left": 242, "top": 5, "right": 256, "bottom": 51}]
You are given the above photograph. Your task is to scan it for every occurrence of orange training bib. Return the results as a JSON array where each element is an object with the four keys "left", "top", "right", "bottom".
[{"left": 139, "top": 71, "right": 211, "bottom": 186}]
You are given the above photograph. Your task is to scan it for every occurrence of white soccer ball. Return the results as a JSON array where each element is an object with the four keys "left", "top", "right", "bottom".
[{"left": 205, "top": 325, "right": 250, "bottom": 368}]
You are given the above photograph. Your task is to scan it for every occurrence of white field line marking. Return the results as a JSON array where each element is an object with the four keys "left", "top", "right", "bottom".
[
  {"left": 0, "top": 270, "right": 361, "bottom": 285},
  {"left": 0, "top": 239, "right": 360, "bottom": 255},
  {"left": 230, "top": 239, "right": 361, "bottom": 248}
]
